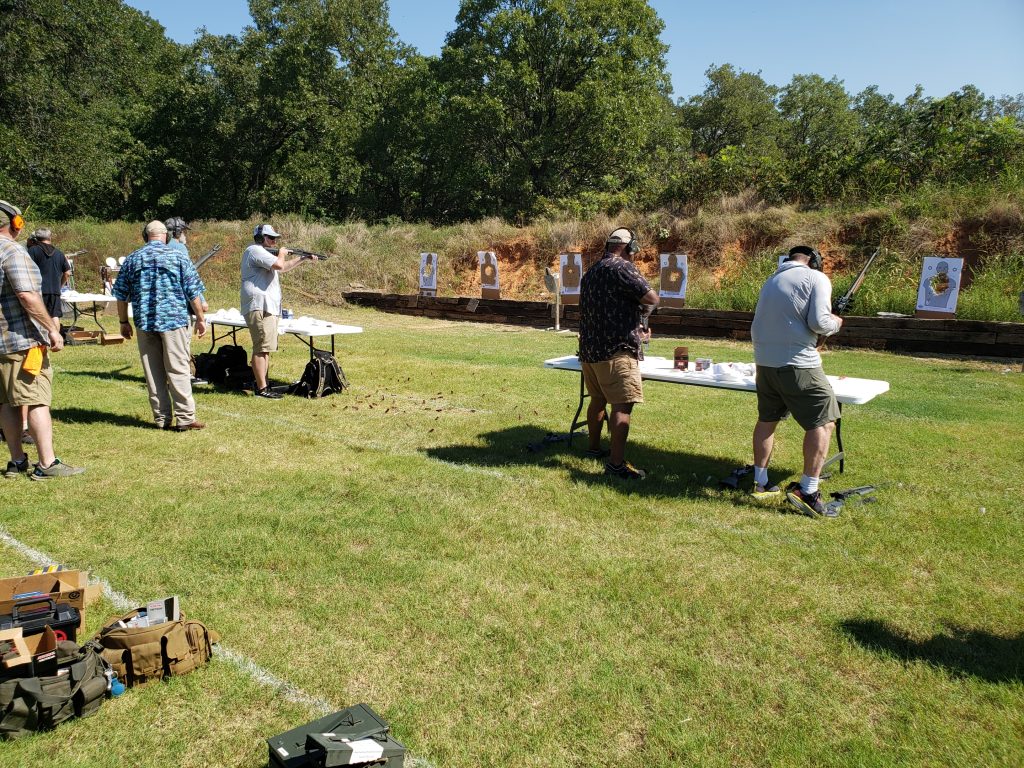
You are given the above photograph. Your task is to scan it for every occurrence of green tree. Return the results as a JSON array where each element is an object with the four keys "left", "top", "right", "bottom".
[
  {"left": 430, "top": 0, "right": 678, "bottom": 220},
  {"left": 676, "top": 64, "right": 786, "bottom": 202},
  {"left": 777, "top": 74, "right": 859, "bottom": 204},
  {"left": 0, "top": 0, "right": 177, "bottom": 218}
]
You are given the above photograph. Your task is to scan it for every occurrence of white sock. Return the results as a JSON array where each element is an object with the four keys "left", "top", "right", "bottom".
[
  {"left": 801, "top": 474, "right": 819, "bottom": 494},
  {"left": 22, "top": 422, "right": 28, "bottom": 432},
  {"left": 754, "top": 466, "right": 769, "bottom": 487}
]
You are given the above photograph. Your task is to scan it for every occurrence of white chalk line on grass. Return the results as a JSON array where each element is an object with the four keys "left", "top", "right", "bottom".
[{"left": 0, "top": 525, "right": 437, "bottom": 767}]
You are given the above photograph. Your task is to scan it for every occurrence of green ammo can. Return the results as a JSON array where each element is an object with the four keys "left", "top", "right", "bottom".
[{"left": 268, "top": 703, "right": 405, "bottom": 767}]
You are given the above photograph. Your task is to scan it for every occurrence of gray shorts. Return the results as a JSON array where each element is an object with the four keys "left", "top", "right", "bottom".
[{"left": 756, "top": 365, "right": 840, "bottom": 430}]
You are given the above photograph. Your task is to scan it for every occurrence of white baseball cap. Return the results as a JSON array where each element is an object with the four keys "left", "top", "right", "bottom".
[{"left": 254, "top": 224, "right": 282, "bottom": 238}]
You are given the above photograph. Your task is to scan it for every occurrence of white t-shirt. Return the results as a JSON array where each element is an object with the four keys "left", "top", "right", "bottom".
[{"left": 240, "top": 244, "right": 281, "bottom": 315}]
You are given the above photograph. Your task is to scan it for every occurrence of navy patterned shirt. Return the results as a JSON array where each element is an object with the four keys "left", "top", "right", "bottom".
[
  {"left": 112, "top": 241, "right": 205, "bottom": 333},
  {"left": 579, "top": 253, "right": 652, "bottom": 363}
]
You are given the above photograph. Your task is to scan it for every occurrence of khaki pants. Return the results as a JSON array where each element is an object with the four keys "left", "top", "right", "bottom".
[{"left": 136, "top": 327, "right": 196, "bottom": 427}]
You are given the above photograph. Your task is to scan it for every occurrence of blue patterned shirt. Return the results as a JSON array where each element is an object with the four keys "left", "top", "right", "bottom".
[
  {"left": 112, "top": 240, "right": 205, "bottom": 333},
  {"left": 0, "top": 235, "right": 48, "bottom": 354}
]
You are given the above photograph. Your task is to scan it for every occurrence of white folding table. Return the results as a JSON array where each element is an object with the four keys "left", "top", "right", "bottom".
[
  {"left": 205, "top": 310, "right": 362, "bottom": 360},
  {"left": 60, "top": 291, "right": 120, "bottom": 333},
  {"left": 544, "top": 355, "right": 890, "bottom": 472}
]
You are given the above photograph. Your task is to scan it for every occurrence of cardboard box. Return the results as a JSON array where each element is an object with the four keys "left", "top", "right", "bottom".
[
  {"left": 0, "top": 570, "right": 100, "bottom": 635},
  {"left": 0, "top": 627, "right": 32, "bottom": 669}
]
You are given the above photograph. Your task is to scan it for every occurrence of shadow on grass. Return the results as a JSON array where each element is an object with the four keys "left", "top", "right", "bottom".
[
  {"left": 424, "top": 423, "right": 800, "bottom": 501},
  {"left": 841, "top": 618, "right": 1024, "bottom": 683},
  {"left": 60, "top": 365, "right": 145, "bottom": 385},
  {"left": 52, "top": 406, "right": 154, "bottom": 430}
]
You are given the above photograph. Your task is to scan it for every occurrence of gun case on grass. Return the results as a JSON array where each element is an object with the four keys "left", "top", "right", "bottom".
[{"left": 268, "top": 703, "right": 405, "bottom": 767}]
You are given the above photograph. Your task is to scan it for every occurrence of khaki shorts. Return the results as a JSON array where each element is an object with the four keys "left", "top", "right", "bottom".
[
  {"left": 756, "top": 365, "right": 840, "bottom": 430},
  {"left": 246, "top": 310, "right": 279, "bottom": 353},
  {"left": 0, "top": 349, "right": 53, "bottom": 407},
  {"left": 581, "top": 354, "right": 644, "bottom": 406}
]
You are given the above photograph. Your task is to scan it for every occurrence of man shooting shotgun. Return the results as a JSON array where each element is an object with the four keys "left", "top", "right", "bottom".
[{"left": 240, "top": 224, "right": 320, "bottom": 399}]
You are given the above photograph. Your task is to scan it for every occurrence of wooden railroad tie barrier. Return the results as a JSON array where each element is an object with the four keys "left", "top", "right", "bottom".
[{"left": 342, "top": 292, "right": 1024, "bottom": 360}]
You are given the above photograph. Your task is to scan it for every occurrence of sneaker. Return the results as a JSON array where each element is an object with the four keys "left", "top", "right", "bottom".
[
  {"left": 256, "top": 387, "right": 283, "bottom": 400},
  {"left": 786, "top": 487, "right": 828, "bottom": 517},
  {"left": 29, "top": 458, "right": 85, "bottom": 481},
  {"left": 751, "top": 484, "right": 782, "bottom": 501},
  {"left": 4, "top": 456, "right": 30, "bottom": 479},
  {"left": 604, "top": 461, "right": 646, "bottom": 480},
  {"left": 583, "top": 447, "right": 610, "bottom": 459},
  {"left": 21, "top": 430, "right": 34, "bottom": 445},
  {"left": 172, "top": 421, "right": 206, "bottom": 432}
]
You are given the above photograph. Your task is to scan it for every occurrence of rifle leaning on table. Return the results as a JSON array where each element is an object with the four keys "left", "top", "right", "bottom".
[{"left": 267, "top": 247, "right": 331, "bottom": 261}]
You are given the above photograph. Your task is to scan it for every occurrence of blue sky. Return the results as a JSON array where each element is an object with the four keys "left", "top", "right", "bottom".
[{"left": 125, "top": 0, "right": 1024, "bottom": 100}]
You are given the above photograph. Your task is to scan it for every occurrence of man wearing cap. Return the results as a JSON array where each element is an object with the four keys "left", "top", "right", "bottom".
[
  {"left": 749, "top": 245, "right": 843, "bottom": 517},
  {"left": 164, "top": 217, "right": 208, "bottom": 331},
  {"left": 241, "top": 224, "right": 317, "bottom": 399},
  {"left": 0, "top": 200, "right": 85, "bottom": 479},
  {"left": 26, "top": 229, "right": 72, "bottom": 325},
  {"left": 578, "top": 227, "right": 659, "bottom": 480},
  {"left": 112, "top": 221, "right": 207, "bottom": 431}
]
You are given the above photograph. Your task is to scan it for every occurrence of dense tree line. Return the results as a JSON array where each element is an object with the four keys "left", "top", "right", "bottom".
[{"left": 2, "top": 0, "right": 1022, "bottom": 223}]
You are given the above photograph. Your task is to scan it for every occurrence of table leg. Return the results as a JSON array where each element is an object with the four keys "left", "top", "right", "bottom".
[
  {"left": 836, "top": 403, "right": 844, "bottom": 473},
  {"left": 568, "top": 371, "right": 589, "bottom": 447}
]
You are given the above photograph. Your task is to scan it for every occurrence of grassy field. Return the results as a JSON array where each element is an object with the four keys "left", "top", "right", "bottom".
[{"left": 1, "top": 296, "right": 1022, "bottom": 767}]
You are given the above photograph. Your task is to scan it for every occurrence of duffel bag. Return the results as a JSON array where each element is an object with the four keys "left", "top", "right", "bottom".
[
  {"left": 94, "top": 609, "right": 220, "bottom": 687},
  {"left": 0, "top": 640, "right": 109, "bottom": 740}
]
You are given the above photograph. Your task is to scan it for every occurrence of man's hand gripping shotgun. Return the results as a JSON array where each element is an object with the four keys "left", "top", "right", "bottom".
[{"left": 818, "top": 247, "right": 880, "bottom": 348}]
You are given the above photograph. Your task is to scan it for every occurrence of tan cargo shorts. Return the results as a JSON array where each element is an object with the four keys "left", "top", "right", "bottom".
[
  {"left": 581, "top": 353, "right": 644, "bottom": 406},
  {"left": 245, "top": 310, "right": 279, "bottom": 353},
  {"left": 0, "top": 349, "right": 53, "bottom": 407}
]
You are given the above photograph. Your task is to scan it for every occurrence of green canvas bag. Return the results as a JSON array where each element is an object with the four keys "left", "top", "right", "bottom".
[{"left": 0, "top": 640, "right": 109, "bottom": 740}]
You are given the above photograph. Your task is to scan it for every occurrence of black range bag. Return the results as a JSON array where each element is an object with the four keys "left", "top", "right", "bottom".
[
  {"left": 195, "top": 344, "right": 251, "bottom": 388},
  {"left": 0, "top": 640, "right": 110, "bottom": 740},
  {"left": 289, "top": 350, "right": 349, "bottom": 398},
  {"left": 268, "top": 702, "right": 405, "bottom": 767}
]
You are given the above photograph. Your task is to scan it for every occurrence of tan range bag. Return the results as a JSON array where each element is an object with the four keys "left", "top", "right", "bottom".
[{"left": 94, "top": 609, "right": 220, "bottom": 687}]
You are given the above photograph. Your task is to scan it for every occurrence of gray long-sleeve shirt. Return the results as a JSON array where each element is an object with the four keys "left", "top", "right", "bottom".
[{"left": 751, "top": 261, "right": 840, "bottom": 368}]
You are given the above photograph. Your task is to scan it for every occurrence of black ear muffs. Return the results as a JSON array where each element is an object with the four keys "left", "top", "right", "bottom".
[
  {"left": 788, "top": 245, "right": 822, "bottom": 271},
  {"left": 626, "top": 228, "right": 640, "bottom": 257},
  {"left": 612, "top": 226, "right": 640, "bottom": 256}
]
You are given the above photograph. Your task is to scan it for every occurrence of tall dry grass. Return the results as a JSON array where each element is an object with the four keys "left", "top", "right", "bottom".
[{"left": 26, "top": 185, "right": 1024, "bottom": 320}]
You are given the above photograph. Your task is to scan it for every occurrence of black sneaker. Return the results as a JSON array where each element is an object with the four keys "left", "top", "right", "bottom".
[
  {"left": 256, "top": 387, "right": 283, "bottom": 400},
  {"left": 21, "top": 430, "right": 34, "bottom": 445},
  {"left": 604, "top": 461, "right": 646, "bottom": 480},
  {"left": 786, "top": 487, "right": 829, "bottom": 517},
  {"left": 4, "top": 456, "right": 30, "bottom": 479}
]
